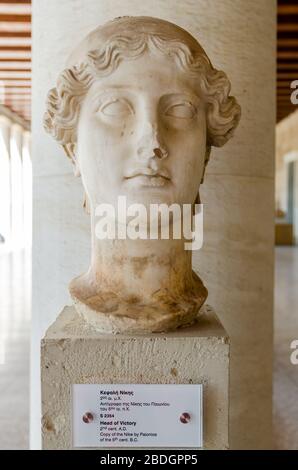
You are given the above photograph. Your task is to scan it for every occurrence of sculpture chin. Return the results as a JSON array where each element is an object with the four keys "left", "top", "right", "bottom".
[{"left": 69, "top": 272, "right": 208, "bottom": 335}]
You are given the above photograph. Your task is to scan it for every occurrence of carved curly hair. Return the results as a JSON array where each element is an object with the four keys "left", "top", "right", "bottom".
[{"left": 44, "top": 21, "right": 241, "bottom": 174}]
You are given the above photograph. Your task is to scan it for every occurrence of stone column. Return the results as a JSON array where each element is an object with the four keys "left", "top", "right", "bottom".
[
  {"left": 10, "top": 123, "right": 24, "bottom": 249},
  {"left": 32, "top": 0, "right": 275, "bottom": 449},
  {"left": 22, "top": 130, "right": 32, "bottom": 322},
  {"left": 22, "top": 130, "right": 32, "bottom": 249},
  {"left": 0, "top": 116, "right": 12, "bottom": 247}
]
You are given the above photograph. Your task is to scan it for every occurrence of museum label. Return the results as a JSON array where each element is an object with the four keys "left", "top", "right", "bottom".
[{"left": 72, "top": 384, "right": 203, "bottom": 448}]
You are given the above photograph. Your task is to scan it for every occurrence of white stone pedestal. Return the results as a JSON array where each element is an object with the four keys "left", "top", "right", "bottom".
[{"left": 41, "top": 305, "right": 229, "bottom": 449}]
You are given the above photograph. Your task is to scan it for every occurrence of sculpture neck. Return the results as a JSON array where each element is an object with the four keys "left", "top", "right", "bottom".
[{"left": 89, "top": 212, "right": 193, "bottom": 300}]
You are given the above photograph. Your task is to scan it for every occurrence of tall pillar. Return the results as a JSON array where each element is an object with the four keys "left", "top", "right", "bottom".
[
  {"left": 22, "top": 130, "right": 32, "bottom": 325},
  {"left": 32, "top": 0, "right": 275, "bottom": 449},
  {"left": 0, "top": 116, "right": 12, "bottom": 247},
  {"left": 10, "top": 123, "right": 24, "bottom": 249},
  {"left": 22, "top": 130, "right": 32, "bottom": 249}
]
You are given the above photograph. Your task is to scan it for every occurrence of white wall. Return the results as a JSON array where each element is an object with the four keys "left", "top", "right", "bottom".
[{"left": 31, "top": 0, "right": 275, "bottom": 449}]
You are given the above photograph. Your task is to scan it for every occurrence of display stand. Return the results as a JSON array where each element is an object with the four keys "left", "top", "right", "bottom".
[{"left": 41, "top": 305, "right": 229, "bottom": 449}]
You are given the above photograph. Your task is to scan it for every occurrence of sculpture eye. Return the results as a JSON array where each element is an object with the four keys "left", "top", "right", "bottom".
[
  {"left": 165, "top": 102, "right": 196, "bottom": 119},
  {"left": 100, "top": 99, "right": 133, "bottom": 117}
]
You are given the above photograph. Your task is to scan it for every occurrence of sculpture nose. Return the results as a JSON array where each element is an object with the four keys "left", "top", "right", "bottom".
[{"left": 137, "top": 122, "right": 168, "bottom": 162}]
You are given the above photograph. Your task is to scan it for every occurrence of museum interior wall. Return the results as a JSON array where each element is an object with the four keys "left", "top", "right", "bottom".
[
  {"left": 276, "top": 110, "right": 298, "bottom": 244},
  {"left": 0, "top": 112, "right": 31, "bottom": 252},
  {"left": 31, "top": 0, "right": 275, "bottom": 449},
  {"left": 0, "top": 110, "right": 31, "bottom": 450}
]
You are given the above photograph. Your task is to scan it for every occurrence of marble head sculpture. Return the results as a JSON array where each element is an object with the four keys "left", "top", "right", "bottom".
[{"left": 44, "top": 16, "right": 241, "bottom": 334}]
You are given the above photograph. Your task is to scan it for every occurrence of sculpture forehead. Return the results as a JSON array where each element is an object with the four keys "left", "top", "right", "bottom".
[
  {"left": 84, "top": 54, "right": 200, "bottom": 97},
  {"left": 66, "top": 16, "right": 209, "bottom": 67}
]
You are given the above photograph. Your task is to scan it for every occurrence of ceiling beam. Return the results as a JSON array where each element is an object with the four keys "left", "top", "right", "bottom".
[
  {"left": 278, "top": 39, "right": 298, "bottom": 47},
  {"left": 278, "top": 5, "right": 298, "bottom": 14},
  {"left": 278, "top": 24, "right": 298, "bottom": 32},
  {"left": 276, "top": 99, "right": 297, "bottom": 103},
  {"left": 277, "top": 105, "right": 294, "bottom": 109},
  {"left": 0, "top": 1, "right": 31, "bottom": 3},
  {"left": 0, "top": 45, "right": 30, "bottom": 51},
  {"left": 0, "top": 65, "right": 30, "bottom": 70},
  {"left": 0, "top": 56, "right": 30, "bottom": 60},
  {"left": 277, "top": 99, "right": 297, "bottom": 103},
  {"left": 0, "top": 31, "right": 30, "bottom": 37},
  {"left": 278, "top": 73, "right": 298, "bottom": 79},
  {"left": 277, "top": 80, "right": 295, "bottom": 85},
  {"left": 0, "top": 14, "right": 30, "bottom": 22},
  {"left": 278, "top": 63, "right": 298, "bottom": 70},
  {"left": 277, "top": 51, "right": 298, "bottom": 59},
  {"left": 0, "top": 84, "right": 30, "bottom": 89}
]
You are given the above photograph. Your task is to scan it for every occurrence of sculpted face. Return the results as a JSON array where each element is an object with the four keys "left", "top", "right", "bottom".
[{"left": 77, "top": 53, "right": 207, "bottom": 209}]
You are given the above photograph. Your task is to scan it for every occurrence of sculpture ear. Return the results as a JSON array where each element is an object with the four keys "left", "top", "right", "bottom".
[{"left": 63, "top": 143, "right": 81, "bottom": 176}]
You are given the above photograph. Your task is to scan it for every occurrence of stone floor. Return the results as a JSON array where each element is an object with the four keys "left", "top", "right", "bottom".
[
  {"left": 273, "top": 246, "right": 298, "bottom": 450},
  {"left": 0, "top": 246, "right": 297, "bottom": 449},
  {"left": 0, "top": 249, "right": 31, "bottom": 450}
]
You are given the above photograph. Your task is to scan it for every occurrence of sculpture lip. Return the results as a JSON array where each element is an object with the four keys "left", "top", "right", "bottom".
[{"left": 124, "top": 168, "right": 171, "bottom": 180}]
